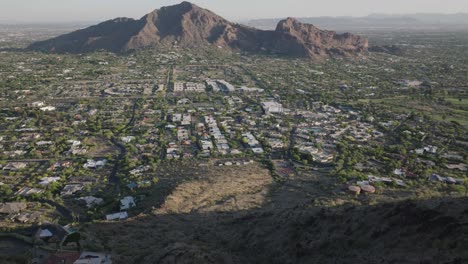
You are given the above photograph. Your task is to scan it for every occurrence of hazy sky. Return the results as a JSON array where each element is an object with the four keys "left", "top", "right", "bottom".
[{"left": 1, "top": 0, "right": 467, "bottom": 23}]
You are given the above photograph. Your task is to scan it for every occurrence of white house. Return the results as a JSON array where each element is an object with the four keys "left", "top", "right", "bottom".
[
  {"left": 106, "top": 211, "right": 128, "bottom": 221},
  {"left": 31, "top": 101, "right": 45, "bottom": 107},
  {"left": 261, "top": 101, "right": 284, "bottom": 114},
  {"left": 40, "top": 106, "right": 56, "bottom": 111},
  {"left": 120, "top": 196, "right": 136, "bottom": 210},
  {"left": 121, "top": 136, "right": 135, "bottom": 143}
]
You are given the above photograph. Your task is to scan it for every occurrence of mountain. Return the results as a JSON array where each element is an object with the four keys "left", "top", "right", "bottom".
[
  {"left": 368, "top": 13, "right": 468, "bottom": 24},
  {"left": 247, "top": 13, "right": 468, "bottom": 31},
  {"left": 27, "top": 1, "right": 368, "bottom": 59},
  {"left": 265, "top": 17, "right": 368, "bottom": 58}
]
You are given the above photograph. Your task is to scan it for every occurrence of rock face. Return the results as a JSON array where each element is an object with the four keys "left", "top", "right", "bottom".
[
  {"left": 268, "top": 17, "right": 368, "bottom": 58},
  {"left": 28, "top": 1, "right": 368, "bottom": 58}
]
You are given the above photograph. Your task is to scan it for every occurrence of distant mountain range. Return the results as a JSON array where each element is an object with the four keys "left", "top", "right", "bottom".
[
  {"left": 246, "top": 13, "right": 468, "bottom": 30},
  {"left": 27, "top": 1, "right": 368, "bottom": 59}
]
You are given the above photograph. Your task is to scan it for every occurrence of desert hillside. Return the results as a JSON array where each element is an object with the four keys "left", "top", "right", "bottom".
[{"left": 83, "top": 162, "right": 468, "bottom": 264}]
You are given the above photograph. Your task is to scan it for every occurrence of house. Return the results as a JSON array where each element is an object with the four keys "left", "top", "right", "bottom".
[
  {"left": 368, "top": 175, "right": 393, "bottom": 184},
  {"left": 16, "top": 187, "right": 44, "bottom": 197},
  {"left": 181, "top": 114, "right": 192, "bottom": 126},
  {"left": 261, "top": 101, "right": 284, "bottom": 114},
  {"left": 252, "top": 147, "right": 264, "bottom": 154},
  {"left": 39, "top": 177, "right": 61, "bottom": 186},
  {"left": 445, "top": 163, "right": 467, "bottom": 171},
  {"left": 0, "top": 202, "right": 27, "bottom": 215},
  {"left": 77, "top": 196, "right": 104, "bottom": 208},
  {"left": 442, "top": 152, "right": 464, "bottom": 161},
  {"left": 423, "top": 145, "right": 438, "bottom": 154},
  {"left": 185, "top": 82, "right": 206, "bottom": 92},
  {"left": 239, "top": 86, "right": 264, "bottom": 93},
  {"left": 35, "top": 224, "right": 74, "bottom": 248},
  {"left": 216, "top": 80, "right": 236, "bottom": 92},
  {"left": 200, "top": 140, "right": 213, "bottom": 151},
  {"left": 298, "top": 146, "right": 319, "bottom": 155},
  {"left": 414, "top": 148, "right": 425, "bottom": 155},
  {"left": 414, "top": 145, "right": 438, "bottom": 155},
  {"left": 66, "top": 140, "right": 81, "bottom": 148},
  {"left": 106, "top": 212, "right": 128, "bottom": 221},
  {"left": 266, "top": 138, "right": 285, "bottom": 149},
  {"left": 174, "top": 82, "right": 185, "bottom": 92},
  {"left": 3, "top": 162, "right": 27, "bottom": 171},
  {"left": 129, "top": 165, "right": 151, "bottom": 176},
  {"left": 242, "top": 132, "right": 260, "bottom": 147},
  {"left": 15, "top": 211, "right": 41, "bottom": 223},
  {"left": 171, "top": 113, "right": 182, "bottom": 122},
  {"left": 31, "top": 101, "right": 45, "bottom": 107},
  {"left": 121, "top": 136, "right": 135, "bottom": 143},
  {"left": 73, "top": 251, "right": 112, "bottom": 264},
  {"left": 4, "top": 150, "right": 27, "bottom": 157},
  {"left": 40, "top": 106, "right": 56, "bottom": 111},
  {"left": 71, "top": 148, "right": 88, "bottom": 155},
  {"left": 166, "top": 145, "right": 180, "bottom": 159},
  {"left": 429, "top": 174, "right": 464, "bottom": 185},
  {"left": 83, "top": 159, "right": 107, "bottom": 169},
  {"left": 177, "top": 128, "right": 190, "bottom": 141},
  {"left": 50, "top": 161, "right": 73, "bottom": 170},
  {"left": 61, "top": 184, "right": 85, "bottom": 196},
  {"left": 230, "top": 149, "right": 242, "bottom": 155},
  {"left": 393, "top": 168, "right": 405, "bottom": 176},
  {"left": 36, "top": 141, "right": 53, "bottom": 146},
  {"left": 177, "top": 98, "right": 190, "bottom": 105},
  {"left": 206, "top": 80, "right": 220, "bottom": 92},
  {"left": 120, "top": 196, "right": 136, "bottom": 210}
]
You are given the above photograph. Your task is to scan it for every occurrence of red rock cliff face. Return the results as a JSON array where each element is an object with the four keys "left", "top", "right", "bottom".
[
  {"left": 28, "top": 2, "right": 368, "bottom": 59},
  {"left": 271, "top": 17, "right": 368, "bottom": 58}
]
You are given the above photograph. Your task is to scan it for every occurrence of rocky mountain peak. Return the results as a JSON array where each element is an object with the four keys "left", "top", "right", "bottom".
[
  {"left": 276, "top": 17, "right": 319, "bottom": 33},
  {"left": 28, "top": 2, "right": 368, "bottom": 59}
]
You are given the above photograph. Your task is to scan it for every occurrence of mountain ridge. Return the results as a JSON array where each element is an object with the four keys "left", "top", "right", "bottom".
[
  {"left": 246, "top": 13, "right": 468, "bottom": 30},
  {"left": 27, "top": 1, "right": 368, "bottom": 59}
]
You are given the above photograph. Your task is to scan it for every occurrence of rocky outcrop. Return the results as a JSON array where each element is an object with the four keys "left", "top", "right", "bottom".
[
  {"left": 267, "top": 17, "right": 368, "bottom": 58},
  {"left": 28, "top": 2, "right": 368, "bottom": 59}
]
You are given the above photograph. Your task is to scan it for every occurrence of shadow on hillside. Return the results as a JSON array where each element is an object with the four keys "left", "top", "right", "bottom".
[
  {"left": 88, "top": 191, "right": 468, "bottom": 264},
  {"left": 8, "top": 160, "right": 468, "bottom": 264}
]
